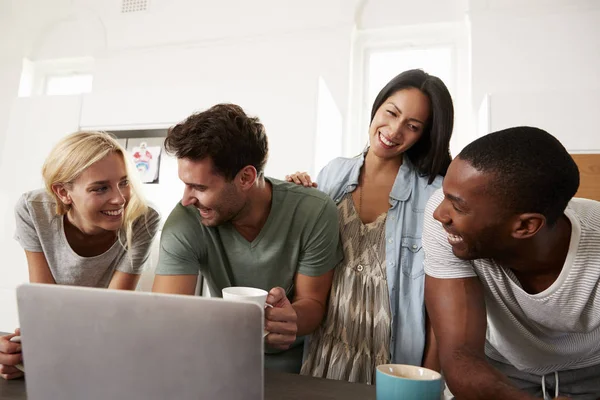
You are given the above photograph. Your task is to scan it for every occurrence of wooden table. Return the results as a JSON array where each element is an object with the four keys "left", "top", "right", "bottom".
[{"left": 0, "top": 369, "right": 375, "bottom": 400}]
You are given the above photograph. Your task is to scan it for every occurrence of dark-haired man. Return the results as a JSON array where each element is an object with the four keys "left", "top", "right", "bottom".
[
  {"left": 424, "top": 127, "right": 600, "bottom": 400},
  {"left": 152, "top": 104, "right": 342, "bottom": 373}
]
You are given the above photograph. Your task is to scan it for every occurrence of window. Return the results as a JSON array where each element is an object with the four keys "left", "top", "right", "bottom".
[
  {"left": 44, "top": 73, "right": 93, "bottom": 96},
  {"left": 366, "top": 46, "right": 454, "bottom": 113},
  {"left": 347, "top": 23, "right": 468, "bottom": 156},
  {"left": 18, "top": 57, "right": 94, "bottom": 97},
  {"left": 362, "top": 46, "right": 455, "bottom": 147}
]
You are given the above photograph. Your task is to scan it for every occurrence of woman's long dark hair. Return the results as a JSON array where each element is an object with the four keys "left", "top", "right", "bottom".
[{"left": 370, "top": 69, "right": 454, "bottom": 184}]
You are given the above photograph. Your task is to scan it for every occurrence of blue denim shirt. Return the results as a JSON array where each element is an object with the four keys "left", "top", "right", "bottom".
[{"left": 316, "top": 153, "right": 443, "bottom": 366}]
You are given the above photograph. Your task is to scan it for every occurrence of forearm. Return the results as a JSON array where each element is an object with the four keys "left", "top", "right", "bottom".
[
  {"left": 422, "top": 317, "right": 440, "bottom": 372},
  {"left": 292, "top": 298, "right": 326, "bottom": 336},
  {"left": 108, "top": 271, "right": 140, "bottom": 290},
  {"left": 444, "top": 350, "right": 539, "bottom": 400}
]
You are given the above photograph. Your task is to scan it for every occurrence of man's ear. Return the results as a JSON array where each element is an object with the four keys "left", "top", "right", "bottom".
[
  {"left": 51, "top": 183, "right": 72, "bottom": 206},
  {"left": 511, "top": 213, "right": 546, "bottom": 239},
  {"left": 236, "top": 166, "right": 258, "bottom": 191}
]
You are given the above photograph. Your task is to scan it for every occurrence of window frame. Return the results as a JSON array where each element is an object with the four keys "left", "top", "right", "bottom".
[
  {"left": 20, "top": 57, "right": 95, "bottom": 97},
  {"left": 43, "top": 71, "right": 94, "bottom": 96},
  {"left": 347, "top": 22, "right": 465, "bottom": 157}
]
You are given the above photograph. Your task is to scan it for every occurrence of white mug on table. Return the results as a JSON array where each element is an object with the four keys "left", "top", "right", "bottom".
[{"left": 222, "top": 286, "right": 272, "bottom": 337}]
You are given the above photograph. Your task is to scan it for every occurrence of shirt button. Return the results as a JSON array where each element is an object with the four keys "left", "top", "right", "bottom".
[
  {"left": 389, "top": 261, "right": 395, "bottom": 266},
  {"left": 388, "top": 239, "right": 394, "bottom": 244},
  {"left": 357, "top": 264, "right": 364, "bottom": 272},
  {"left": 412, "top": 244, "right": 418, "bottom": 249}
]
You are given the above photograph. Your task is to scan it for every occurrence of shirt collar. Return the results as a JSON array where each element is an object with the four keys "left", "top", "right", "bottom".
[{"left": 345, "top": 150, "right": 416, "bottom": 202}]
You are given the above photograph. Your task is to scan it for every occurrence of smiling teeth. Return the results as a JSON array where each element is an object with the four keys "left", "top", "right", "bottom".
[
  {"left": 448, "top": 233, "right": 463, "bottom": 244},
  {"left": 102, "top": 209, "right": 123, "bottom": 216},
  {"left": 379, "top": 132, "right": 397, "bottom": 147}
]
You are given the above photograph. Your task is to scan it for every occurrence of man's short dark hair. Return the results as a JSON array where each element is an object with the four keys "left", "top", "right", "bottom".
[
  {"left": 165, "top": 103, "right": 269, "bottom": 180},
  {"left": 458, "top": 126, "right": 580, "bottom": 226}
]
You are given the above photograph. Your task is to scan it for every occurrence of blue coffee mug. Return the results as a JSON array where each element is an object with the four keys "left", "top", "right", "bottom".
[{"left": 376, "top": 364, "right": 443, "bottom": 400}]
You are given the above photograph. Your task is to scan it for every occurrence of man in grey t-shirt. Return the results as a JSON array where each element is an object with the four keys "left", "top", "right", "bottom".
[
  {"left": 423, "top": 127, "right": 600, "bottom": 400},
  {"left": 152, "top": 104, "right": 342, "bottom": 373}
]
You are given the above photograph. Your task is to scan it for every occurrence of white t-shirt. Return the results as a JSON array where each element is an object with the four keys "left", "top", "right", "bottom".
[
  {"left": 14, "top": 189, "right": 161, "bottom": 288},
  {"left": 423, "top": 189, "right": 600, "bottom": 374}
]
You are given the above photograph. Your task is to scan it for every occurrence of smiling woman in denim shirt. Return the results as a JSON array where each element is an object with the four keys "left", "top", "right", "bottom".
[{"left": 286, "top": 69, "right": 454, "bottom": 384}]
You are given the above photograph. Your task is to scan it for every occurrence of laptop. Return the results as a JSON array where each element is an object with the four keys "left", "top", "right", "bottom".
[{"left": 16, "top": 283, "right": 264, "bottom": 400}]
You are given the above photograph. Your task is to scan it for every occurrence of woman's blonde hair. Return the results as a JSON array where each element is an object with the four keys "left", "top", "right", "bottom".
[{"left": 42, "top": 131, "right": 149, "bottom": 252}]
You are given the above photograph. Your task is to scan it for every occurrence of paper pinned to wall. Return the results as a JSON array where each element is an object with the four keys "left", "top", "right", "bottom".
[{"left": 131, "top": 142, "right": 162, "bottom": 183}]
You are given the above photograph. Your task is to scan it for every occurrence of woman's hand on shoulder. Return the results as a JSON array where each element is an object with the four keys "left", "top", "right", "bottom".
[{"left": 285, "top": 172, "right": 317, "bottom": 188}]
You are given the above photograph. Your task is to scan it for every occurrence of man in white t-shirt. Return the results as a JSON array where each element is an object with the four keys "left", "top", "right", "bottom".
[{"left": 423, "top": 126, "right": 600, "bottom": 400}]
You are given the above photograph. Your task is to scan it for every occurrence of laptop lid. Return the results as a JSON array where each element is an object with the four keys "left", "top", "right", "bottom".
[{"left": 17, "top": 284, "right": 263, "bottom": 400}]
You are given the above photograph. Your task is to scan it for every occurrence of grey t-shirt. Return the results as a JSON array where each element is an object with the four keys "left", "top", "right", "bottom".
[
  {"left": 14, "top": 189, "right": 161, "bottom": 288},
  {"left": 156, "top": 177, "right": 343, "bottom": 297},
  {"left": 156, "top": 178, "right": 342, "bottom": 372}
]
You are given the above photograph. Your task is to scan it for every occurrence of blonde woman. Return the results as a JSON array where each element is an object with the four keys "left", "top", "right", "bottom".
[{"left": 0, "top": 131, "right": 160, "bottom": 380}]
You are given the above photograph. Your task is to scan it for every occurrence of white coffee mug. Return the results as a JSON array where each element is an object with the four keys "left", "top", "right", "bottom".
[
  {"left": 222, "top": 287, "right": 271, "bottom": 337},
  {"left": 222, "top": 286, "right": 269, "bottom": 306}
]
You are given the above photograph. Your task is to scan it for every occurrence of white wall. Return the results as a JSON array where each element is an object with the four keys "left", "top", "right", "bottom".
[
  {"left": 0, "top": 0, "right": 357, "bottom": 331},
  {"left": 0, "top": 96, "right": 83, "bottom": 331},
  {"left": 80, "top": 25, "right": 354, "bottom": 178},
  {"left": 483, "top": 90, "right": 600, "bottom": 152},
  {"left": 360, "top": 0, "right": 467, "bottom": 28},
  {"left": 469, "top": 0, "right": 600, "bottom": 149},
  {"left": 0, "top": 1, "right": 24, "bottom": 157}
]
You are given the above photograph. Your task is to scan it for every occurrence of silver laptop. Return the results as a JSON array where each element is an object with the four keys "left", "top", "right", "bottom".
[{"left": 16, "top": 283, "right": 264, "bottom": 400}]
